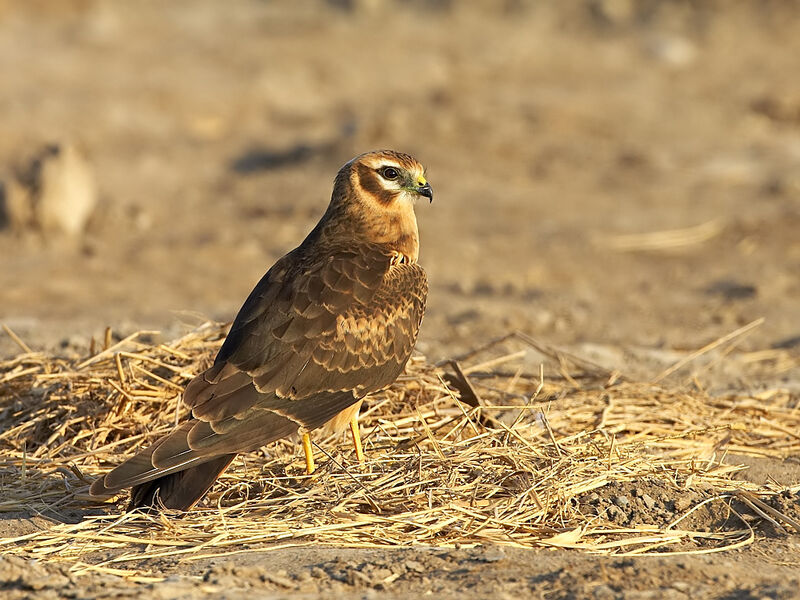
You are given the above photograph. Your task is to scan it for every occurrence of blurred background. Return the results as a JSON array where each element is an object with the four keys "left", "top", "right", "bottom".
[{"left": 1, "top": 0, "right": 799, "bottom": 365}]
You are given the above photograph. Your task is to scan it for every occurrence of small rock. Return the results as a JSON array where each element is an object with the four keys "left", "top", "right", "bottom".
[
  {"left": 613, "top": 495, "right": 630, "bottom": 508},
  {"left": 640, "top": 494, "right": 656, "bottom": 509},
  {"left": 346, "top": 569, "right": 372, "bottom": 587},
  {"left": 672, "top": 581, "right": 691, "bottom": 592},
  {"left": 478, "top": 547, "right": 506, "bottom": 563},
  {"left": 674, "top": 497, "right": 692, "bottom": 512},
  {"left": 372, "top": 568, "right": 394, "bottom": 581},
  {"left": 296, "top": 580, "right": 319, "bottom": 594},
  {"left": 263, "top": 571, "right": 295, "bottom": 588},
  {"left": 404, "top": 560, "right": 425, "bottom": 573},
  {"left": 593, "top": 584, "right": 617, "bottom": 599}
]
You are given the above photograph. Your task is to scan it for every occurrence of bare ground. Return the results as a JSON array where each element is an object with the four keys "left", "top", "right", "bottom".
[{"left": 1, "top": 1, "right": 799, "bottom": 598}]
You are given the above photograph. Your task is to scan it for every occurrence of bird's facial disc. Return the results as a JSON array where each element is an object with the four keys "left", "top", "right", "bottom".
[{"left": 374, "top": 163, "right": 433, "bottom": 204}]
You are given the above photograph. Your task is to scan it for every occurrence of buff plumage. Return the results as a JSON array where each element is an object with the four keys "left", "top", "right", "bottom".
[{"left": 89, "top": 150, "right": 431, "bottom": 511}]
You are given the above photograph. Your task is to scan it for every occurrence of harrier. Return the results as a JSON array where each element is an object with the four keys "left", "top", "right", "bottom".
[{"left": 90, "top": 150, "right": 431, "bottom": 510}]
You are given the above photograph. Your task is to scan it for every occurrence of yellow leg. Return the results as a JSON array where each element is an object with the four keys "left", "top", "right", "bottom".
[
  {"left": 302, "top": 432, "right": 315, "bottom": 475},
  {"left": 349, "top": 415, "right": 365, "bottom": 464}
]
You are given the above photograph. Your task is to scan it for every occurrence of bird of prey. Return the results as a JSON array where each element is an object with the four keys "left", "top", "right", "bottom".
[{"left": 90, "top": 150, "right": 431, "bottom": 511}]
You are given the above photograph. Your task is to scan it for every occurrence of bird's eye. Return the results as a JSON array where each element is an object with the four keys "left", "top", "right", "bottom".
[{"left": 381, "top": 167, "right": 399, "bottom": 180}]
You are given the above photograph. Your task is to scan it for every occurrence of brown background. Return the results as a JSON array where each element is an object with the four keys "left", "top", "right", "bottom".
[{"left": 1, "top": 1, "right": 799, "bottom": 597}]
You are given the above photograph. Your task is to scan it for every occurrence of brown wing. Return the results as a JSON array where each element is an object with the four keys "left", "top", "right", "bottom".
[
  {"left": 190, "top": 248, "right": 428, "bottom": 421},
  {"left": 90, "top": 243, "right": 427, "bottom": 500}
]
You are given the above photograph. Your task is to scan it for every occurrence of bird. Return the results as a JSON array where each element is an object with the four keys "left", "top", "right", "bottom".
[{"left": 89, "top": 150, "right": 431, "bottom": 511}]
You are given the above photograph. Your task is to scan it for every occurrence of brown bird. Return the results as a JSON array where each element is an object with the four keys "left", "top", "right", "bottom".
[{"left": 90, "top": 150, "right": 431, "bottom": 511}]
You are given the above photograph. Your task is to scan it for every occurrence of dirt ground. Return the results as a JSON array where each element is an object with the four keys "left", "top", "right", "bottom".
[{"left": 1, "top": 1, "right": 799, "bottom": 598}]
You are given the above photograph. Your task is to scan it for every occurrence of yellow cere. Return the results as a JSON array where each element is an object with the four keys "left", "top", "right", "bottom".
[{"left": 416, "top": 175, "right": 427, "bottom": 186}]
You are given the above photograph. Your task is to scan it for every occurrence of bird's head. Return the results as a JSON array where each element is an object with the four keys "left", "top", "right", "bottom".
[
  {"left": 325, "top": 150, "right": 431, "bottom": 261},
  {"left": 343, "top": 149, "right": 432, "bottom": 207}
]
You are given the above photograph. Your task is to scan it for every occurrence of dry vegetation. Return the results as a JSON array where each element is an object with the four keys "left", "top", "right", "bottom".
[{"left": 1, "top": 323, "right": 798, "bottom": 582}]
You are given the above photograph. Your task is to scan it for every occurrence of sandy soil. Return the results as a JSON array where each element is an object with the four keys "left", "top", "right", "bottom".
[{"left": 1, "top": 1, "right": 799, "bottom": 598}]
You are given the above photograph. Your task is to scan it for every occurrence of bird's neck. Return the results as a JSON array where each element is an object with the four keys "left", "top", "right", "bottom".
[
  {"left": 381, "top": 207, "right": 420, "bottom": 263},
  {"left": 315, "top": 201, "right": 420, "bottom": 263}
]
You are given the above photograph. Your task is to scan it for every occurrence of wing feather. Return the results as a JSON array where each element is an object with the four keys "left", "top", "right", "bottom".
[{"left": 91, "top": 243, "right": 427, "bottom": 501}]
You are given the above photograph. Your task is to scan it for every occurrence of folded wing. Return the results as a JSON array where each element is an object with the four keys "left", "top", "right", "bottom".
[{"left": 90, "top": 243, "right": 427, "bottom": 508}]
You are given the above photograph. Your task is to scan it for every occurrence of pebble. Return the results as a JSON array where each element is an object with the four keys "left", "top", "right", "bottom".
[
  {"left": 263, "top": 571, "right": 295, "bottom": 588},
  {"left": 640, "top": 493, "right": 656, "bottom": 509},
  {"left": 672, "top": 581, "right": 691, "bottom": 592},
  {"left": 405, "top": 560, "right": 425, "bottom": 573},
  {"left": 613, "top": 495, "right": 630, "bottom": 508},
  {"left": 479, "top": 547, "right": 506, "bottom": 563},
  {"left": 593, "top": 584, "right": 617, "bottom": 599},
  {"left": 310, "top": 566, "right": 327, "bottom": 579}
]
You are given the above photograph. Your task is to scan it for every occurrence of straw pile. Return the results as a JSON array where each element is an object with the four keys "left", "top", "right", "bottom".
[{"left": 1, "top": 322, "right": 798, "bottom": 581}]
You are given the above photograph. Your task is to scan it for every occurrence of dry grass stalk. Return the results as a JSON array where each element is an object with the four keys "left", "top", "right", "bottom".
[{"left": 1, "top": 322, "right": 798, "bottom": 580}]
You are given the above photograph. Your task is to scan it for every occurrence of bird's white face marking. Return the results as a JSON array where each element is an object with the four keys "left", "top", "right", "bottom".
[
  {"left": 356, "top": 155, "right": 430, "bottom": 208},
  {"left": 372, "top": 159, "right": 426, "bottom": 199}
]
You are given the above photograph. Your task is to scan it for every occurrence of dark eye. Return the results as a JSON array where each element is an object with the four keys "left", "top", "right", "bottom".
[{"left": 381, "top": 167, "right": 399, "bottom": 180}]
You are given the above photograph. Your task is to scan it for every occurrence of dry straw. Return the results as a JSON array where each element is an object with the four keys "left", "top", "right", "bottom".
[{"left": 1, "top": 322, "right": 798, "bottom": 581}]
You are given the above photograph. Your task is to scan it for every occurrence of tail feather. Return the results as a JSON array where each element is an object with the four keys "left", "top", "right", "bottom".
[
  {"left": 90, "top": 411, "right": 303, "bottom": 510},
  {"left": 89, "top": 389, "right": 365, "bottom": 511},
  {"left": 101, "top": 421, "right": 195, "bottom": 490},
  {"left": 129, "top": 454, "right": 237, "bottom": 511}
]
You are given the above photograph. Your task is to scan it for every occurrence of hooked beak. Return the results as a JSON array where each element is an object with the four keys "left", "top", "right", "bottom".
[{"left": 417, "top": 182, "right": 433, "bottom": 203}]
